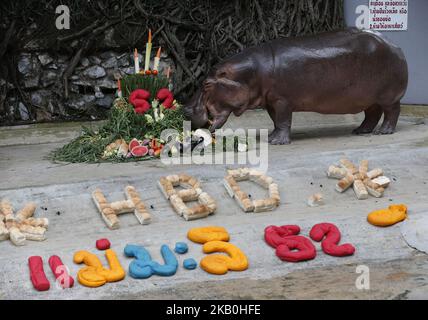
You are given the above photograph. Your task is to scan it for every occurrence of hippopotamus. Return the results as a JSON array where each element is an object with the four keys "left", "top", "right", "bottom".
[{"left": 184, "top": 28, "right": 408, "bottom": 144}]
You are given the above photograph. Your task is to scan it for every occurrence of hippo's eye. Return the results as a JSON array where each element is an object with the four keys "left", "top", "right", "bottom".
[{"left": 217, "top": 71, "right": 227, "bottom": 78}]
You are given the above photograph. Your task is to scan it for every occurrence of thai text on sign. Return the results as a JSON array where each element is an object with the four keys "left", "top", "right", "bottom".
[{"left": 369, "top": 1, "right": 408, "bottom": 31}]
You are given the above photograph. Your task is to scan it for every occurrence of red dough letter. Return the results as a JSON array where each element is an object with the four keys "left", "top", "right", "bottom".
[
  {"left": 309, "top": 223, "right": 355, "bottom": 257},
  {"left": 28, "top": 256, "right": 50, "bottom": 291},
  {"left": 264, "top": 225, "right": 300, "bottom": 247},
  {"left": 48, "top": 255, "right": 74, "bottom": 289},
  {"left": 264, "top": 225, "right": 316, "bottom": 262}
]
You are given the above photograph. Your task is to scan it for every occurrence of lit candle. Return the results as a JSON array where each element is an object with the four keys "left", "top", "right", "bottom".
[
  {"left": 153, "top": 47, "right": 161, "bottom": 72},
  {"left": 144, "top": 29, "right": 152, "bottom": 72},
  {"left": 117, "top": 79, "right": 122, "bottom": 98},
  {"left": 134, "top": 48, "right": 140, "bottom": 74}
]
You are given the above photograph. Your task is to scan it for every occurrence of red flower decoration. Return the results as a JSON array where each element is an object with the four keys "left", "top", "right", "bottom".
[
  {"left": 156, "top": 88, "right": 174, "bottom": 109},
  {"left": 129, "top": 89, "right": 151, "bottom": 114}
]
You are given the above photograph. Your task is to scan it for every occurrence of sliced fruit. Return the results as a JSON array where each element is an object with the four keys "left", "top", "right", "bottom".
[
  {"left": 131, "top": 145, "right": 149, "bottom": 157},
  {"left": 129, "top": 138, "right": 141, "bottom": 151}
]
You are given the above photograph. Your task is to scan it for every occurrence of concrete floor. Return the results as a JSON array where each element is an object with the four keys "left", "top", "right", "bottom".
[{"left": 1, "top": 108, "right": 428, "bottom": 300}]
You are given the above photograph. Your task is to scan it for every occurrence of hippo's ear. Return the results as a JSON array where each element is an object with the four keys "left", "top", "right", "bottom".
[{"left": 210, "top": 78, "right": 250, "bottom": 109}]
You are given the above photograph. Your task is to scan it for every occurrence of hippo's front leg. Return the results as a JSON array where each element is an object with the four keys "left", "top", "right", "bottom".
[{"left": 267, "top": 101, "right": 292, "bottom": 145}]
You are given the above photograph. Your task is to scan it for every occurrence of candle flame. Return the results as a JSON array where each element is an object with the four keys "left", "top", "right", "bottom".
[
  {"left": 148, "top": 29, "right": 152, "bottom": 44},
  {"left": 156, "top": 47, "right": 161, "bottom": 58},
  {"left": 134, "top": 48, "right": 138, "bottom": 58}
]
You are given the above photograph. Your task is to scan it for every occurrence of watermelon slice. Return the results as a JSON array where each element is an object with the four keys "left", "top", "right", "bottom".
[
  {"left": 131, "top": 145, "right": 149, "bottom": 157},
  {"left": 129, "top": 138, "right": 141, "bottom": 151}
]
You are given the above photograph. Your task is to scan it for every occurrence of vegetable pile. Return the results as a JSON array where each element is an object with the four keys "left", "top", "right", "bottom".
[{"left": 51, "top": 74, "right": 185, "bottom": 163}]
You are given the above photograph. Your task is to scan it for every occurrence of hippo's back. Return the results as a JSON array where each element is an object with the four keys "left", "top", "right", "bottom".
[{"left": 268, "top": 28, "right": 408, "bottom": 113}]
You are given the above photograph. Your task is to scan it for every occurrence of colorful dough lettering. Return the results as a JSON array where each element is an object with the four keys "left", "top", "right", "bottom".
[
  {"left": 367, "top": 204, "right": 407, "bottom": 227},
  {"left": 187, "top": 226, "right": 230, "bottom": 244},
  {"left": 264, "top": 225, "right": 316, "bottom": 262},
  {"left": 73, "top": 249, "right": 125, "bottom": 287},
  {"left": 309, "top": 223, "right": 355, "bottom": 257},
  {"left": 96, "top": 238, "right": 111, "bottom": 250},
  {"left": 200, "top": 241, "right": 248, "bottom": 275},
  {"left": 48, "top": 255, "right": 74, "bottom": 289},
  {"left": 183, "top": 258, "right": 197, "bottom": 270},
  {"left": 28, "top": 256, "right": 50, "bottom": 291},
  {"left": 124, "top": 244, "right": 178, "bottom": 279},
  {"left": 174, "top": 242, "right": 188, "bottom": 254}
]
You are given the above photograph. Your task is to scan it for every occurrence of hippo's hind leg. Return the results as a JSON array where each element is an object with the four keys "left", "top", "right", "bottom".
[
  {"left": 374, "top": 102, "right": 401, "bottom": 135},
  {"left": 352, "top": 104, "right": 383, "bottom": 135},
  {"left": 266, "top": 107, "right": 278, "bottom": 142}
]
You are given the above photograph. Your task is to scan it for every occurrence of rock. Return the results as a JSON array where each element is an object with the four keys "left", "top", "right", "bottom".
[
  {"left": 112, "top": 71, "right": 122, "bottom": 80},
  {"left": 83, "top": 66, "right": 106, "bottom": 79},
  {"left": 101, "top": 57, "right": 118, "bottom": 69},
  {"left": 57, "top": 55, "right": 69, "bottom": 64},
  {"left": 47, "top": 101, "right": 55, "bottom": 114},
  {"left": 100, "top": 51, "right": 116, "bottom": 60},
  {"left": 31, "top": 92, "right": 43, "bottom": 106},
  {"left": 94, "top": 87, "right": 104, "bottom": 99},
  {"left": 70, "top": 84, "right": 79, "bottom": 94},
  {"left": 57, "top": 102, "right": 66, "bottom": 116},
  {"left": 1, "top": 78, "right": 14, "bottom": 90},
  {"left": 18, "top": 102, "right": 30, "bottom": 121},
  {"left": 96, "top": 95, "right": 114, "bottom": 108},
  {"left": 95, "top": 92, "right": 104, "bottom": 99},
  {"left": 18, "top": 55, "right": 32, "bottom": 74},
  {"left": 38, "top": 54, "right": 53, "bottom": 66},
  {"left": 23, "top": 75, "right": 40, "bottom": 89},
  {"left": 47, "top": 64, "right": 59, "bottom": 70},
  {"left": 124, "top": 67, "right": 135, "bottom": 75},
  {"left": 96, "top": 78, "right": 117, "bottom": 89},
  {"left": 89, "top": 56, "right": 102, "bottom": 65},
  {"left": 65, "top": 95, "right": 96, "bottom": 110},
  {"left": 80, "top": 57, "right": 90, "bottom": 67},
  {"left": 36, "top": 109, "right": 52, "bottom": 121},
  {"left": 117, "top": 54, "right": 130, "bottom": 67},
  {"left": 31, "top": 90, "right": 55, "bottom": 109},
  {"left": 41, "top": 71, "right": 58, "bottom": 87}
]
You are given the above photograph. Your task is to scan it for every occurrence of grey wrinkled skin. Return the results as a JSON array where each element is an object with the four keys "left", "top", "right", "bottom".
[{"left": 184, "top": 28, "right": 408, "bottom": 144}]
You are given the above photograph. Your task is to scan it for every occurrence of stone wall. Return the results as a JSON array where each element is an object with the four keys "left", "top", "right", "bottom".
[{"left": 4, "top": 50, "right": 172, "bottom": 123}]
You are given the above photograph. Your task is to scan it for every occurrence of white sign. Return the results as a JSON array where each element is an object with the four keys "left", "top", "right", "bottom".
[{"left": 369, "top": 1, "right": 408, "bottom": 31}]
